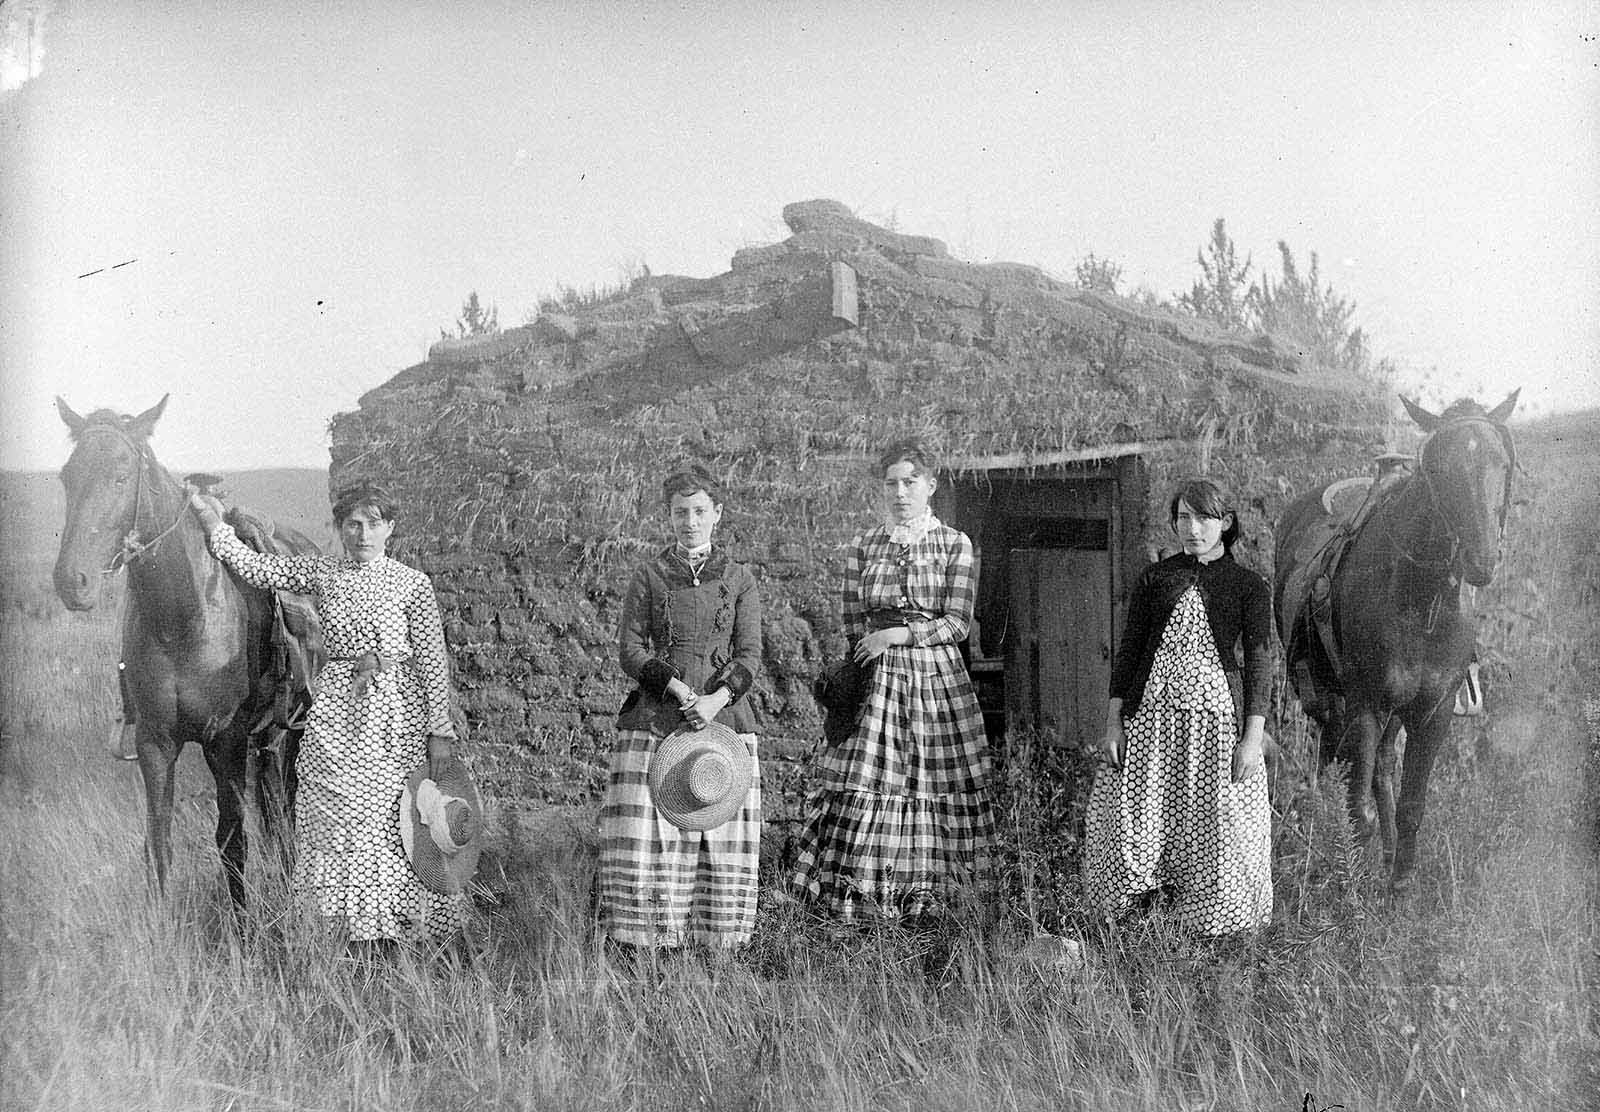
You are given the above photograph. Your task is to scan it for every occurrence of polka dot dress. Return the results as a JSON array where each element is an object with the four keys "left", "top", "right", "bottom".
[
  {"left": 1084, "top": 586, "right": 1272, "bottom": 935},
  {"left": 209, "top": 525, "right": 467, "bottom": 942}
]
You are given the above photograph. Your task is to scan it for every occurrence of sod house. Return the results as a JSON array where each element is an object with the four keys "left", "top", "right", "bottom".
[{"left": 328, "top": 199, "right": 1391, "bottom": 806}]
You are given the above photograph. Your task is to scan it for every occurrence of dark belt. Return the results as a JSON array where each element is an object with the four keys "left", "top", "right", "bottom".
[
  {"left": 867, "top": 609, "right": 930, "bottom": 630},
  {"left": 329, "top": 652, "right": 403, "bottom": 699}
]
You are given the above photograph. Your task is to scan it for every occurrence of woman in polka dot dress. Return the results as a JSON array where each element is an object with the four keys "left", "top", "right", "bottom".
[
  {"left": 189, "top": 482, "right": 466, "bottom": 943},
  {"left": 1085, "top": 477, "right": 1274, "bottom": 936}
]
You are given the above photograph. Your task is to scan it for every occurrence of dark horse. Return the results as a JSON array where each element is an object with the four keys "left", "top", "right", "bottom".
[
  {"left": 53, "top": 395, "right": 322, "bottom": 905},
  {"left": 1275, "top": 391, "right": 1518, "bottom": 891}
]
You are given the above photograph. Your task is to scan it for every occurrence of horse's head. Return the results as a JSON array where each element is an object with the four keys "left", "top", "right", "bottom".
[
  {"left": 1401, "top": 390, "right": 1519, "bottom": 587},
  {"left": 53, "top": 395, "right": 169, "bottom": 610}
]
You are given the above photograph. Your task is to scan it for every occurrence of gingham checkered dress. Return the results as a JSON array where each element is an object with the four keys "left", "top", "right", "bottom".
[
  {"left": 207, "top": 525, "right": 467, "bottom": 942},
  {"left": 598, "top": 548, "right": 763, "bottom": 949},
  {"left": 789, "top": 519, "right": 993, "bottom": 920}
]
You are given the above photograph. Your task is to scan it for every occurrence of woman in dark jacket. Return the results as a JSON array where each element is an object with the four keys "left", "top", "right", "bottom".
[
  {"left": 1084, "top": 476, "right": 1274, "bottom": 936},
  {"left": 597, "top": 465, "right": 763, "bottom": 950}
]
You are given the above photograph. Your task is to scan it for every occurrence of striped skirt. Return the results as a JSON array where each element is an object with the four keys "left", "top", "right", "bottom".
[
  {"left": 789, "top": 643, "right": 993, "bottom": 921},
  {"left": 596, "top": 727, "right": 762, "bottom": 949}
]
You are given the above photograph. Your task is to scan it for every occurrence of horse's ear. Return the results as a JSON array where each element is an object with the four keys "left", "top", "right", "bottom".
[
  {"left": 55, "top": 396, "right": 87, "bottom": 436},
  {"left": 1399, "top": 395, "right": 1441, "bottom": 432},
  {"left": 1487, "top": 388, "right": 1520, "bottom": 424},
  {"left": 127, "top": 394, "right": 170, "bottom": 439}
]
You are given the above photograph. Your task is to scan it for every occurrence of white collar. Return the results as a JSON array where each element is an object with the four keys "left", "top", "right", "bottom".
[{"left": 886, "top": 511, "right": 937, "bottom": 546}]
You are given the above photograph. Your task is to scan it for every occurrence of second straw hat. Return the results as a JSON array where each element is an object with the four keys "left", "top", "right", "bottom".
[{"left": 647, "top": 721, "right": 753, "bottom": 832}]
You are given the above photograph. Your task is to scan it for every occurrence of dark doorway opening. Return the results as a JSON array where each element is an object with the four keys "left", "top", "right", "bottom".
[{"left": 936, "top": 455, "right": 1144, "bottom": 749}]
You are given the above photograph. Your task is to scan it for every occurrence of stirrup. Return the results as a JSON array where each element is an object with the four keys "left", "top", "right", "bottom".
[{"left": 1453, "top": 661, "right": 1485, "bottom": 717}]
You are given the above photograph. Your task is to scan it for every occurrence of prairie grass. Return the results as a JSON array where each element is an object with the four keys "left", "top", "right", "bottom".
[{"left": 2, "top": 416, "right": 1596, "bottom": 1111}]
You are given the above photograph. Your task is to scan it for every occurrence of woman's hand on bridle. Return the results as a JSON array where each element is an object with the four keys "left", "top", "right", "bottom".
[{"left": 185, "top": 486, "right": 226, "bottom": 535}]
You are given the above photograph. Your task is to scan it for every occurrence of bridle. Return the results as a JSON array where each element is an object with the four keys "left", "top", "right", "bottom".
[
  {"left": 72, "top": 421, "right": 188, "bottom": 574},
  {"left": 1416, "top": 414, "right": 1517, "bottom": 547},
  {"left": 1388, "top": 413, "right": 1516, "bottom": 630}
]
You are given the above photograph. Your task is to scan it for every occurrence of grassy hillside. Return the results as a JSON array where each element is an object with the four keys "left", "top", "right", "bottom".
[{"left": 0, "top": 410, "right": 1593, "bottom": 1109}]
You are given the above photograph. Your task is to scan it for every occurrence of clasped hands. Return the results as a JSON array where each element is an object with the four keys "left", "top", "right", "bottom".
[{"left": 665, "top": 678, "right": 731, "bottom": 730}]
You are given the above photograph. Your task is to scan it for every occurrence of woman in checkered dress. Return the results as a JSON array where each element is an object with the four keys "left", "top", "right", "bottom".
[
  {"left": 188, "top": 482, "right": 466, "bottom": 944},
  {"left": 789, "top": 439, "right": 992, "bottom": 922},
  {"left": 1084, "top": 477, "right": 1274, "bottom": 936},
  {"left": 598, "top": 465, "right": 764, "bottom": 950}
]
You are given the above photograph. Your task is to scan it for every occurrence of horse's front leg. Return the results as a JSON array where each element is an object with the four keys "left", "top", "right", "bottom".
[
  {"left": 1372, "top": 715, "right": 1404, "bottom": 874},
  {"left": 1393, "top": 697, "right": 1452, "bottom": 893},
  {"left": 1339, "top": 702, "right": 1384, "bottom": 848},
  {"left": 134, "top": 725, "right": 180, "bottom": 895},
  {"left": 202, "top": 723, "right": 251, "bottom": 910}
]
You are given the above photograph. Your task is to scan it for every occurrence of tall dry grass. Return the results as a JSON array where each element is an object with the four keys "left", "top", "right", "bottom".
[{"left": 1, "top": 415, "right": 1596, "bottom": 1111}]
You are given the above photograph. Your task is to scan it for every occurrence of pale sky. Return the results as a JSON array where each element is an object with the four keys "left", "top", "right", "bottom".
[{"left": 2, "top": 0, "right": 1596, "bottom": 474}]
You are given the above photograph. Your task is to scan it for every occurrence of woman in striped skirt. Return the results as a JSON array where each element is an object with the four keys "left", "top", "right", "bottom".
[
  {"left": 598, "top": 465, "right": 764, "bottom": 950},
  {"left": 789, "top": 439, "right": 993, "bottom": 923}
]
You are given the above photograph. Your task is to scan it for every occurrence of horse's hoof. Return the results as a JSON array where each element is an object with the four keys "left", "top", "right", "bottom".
[
  {"left": 107, "top": 722, "right": 139, "bottom": 761},
  {"left": 1388, "top": 871, "right": 1418, "bottom": 898}
]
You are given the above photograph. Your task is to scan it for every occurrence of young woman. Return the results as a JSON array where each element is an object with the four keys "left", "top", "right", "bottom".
[
  {"left": 598, "top": 464, "right": 764, "bottom": 950},
  {"left": 188, "top": 481, "right": 467, "bottom": 943},
  {"left": 789, "top": 439, "right": 992, "bottom": 923},
  {"left": 1084, "top": 476, "right": 1274, "bottom": 936}
]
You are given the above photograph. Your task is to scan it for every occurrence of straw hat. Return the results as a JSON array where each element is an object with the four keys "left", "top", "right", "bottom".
[
  {"left": 398, "top": 756, "right": 483, "bottom": 894},
  {"left": 647, "top": 722, "right": 752, "bottom": 832}
]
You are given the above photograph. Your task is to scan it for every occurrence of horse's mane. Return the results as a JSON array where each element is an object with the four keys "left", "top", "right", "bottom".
[{"left": 1439, "top": 397, "right": 1491, "bottom": 422}]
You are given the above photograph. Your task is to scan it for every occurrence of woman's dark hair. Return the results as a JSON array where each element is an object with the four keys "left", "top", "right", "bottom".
[
  {"left": 1168, "top": 476, "right": 1240, "bottom": 552},
  {"left": 660, "top": 464, "right": 723, "bottom": 506},
  {"left": 332, "top": 481, "right": 400, "bottom": 526},
  {"left": 876, "top": 438, "right": 937, "bottom": 479}
]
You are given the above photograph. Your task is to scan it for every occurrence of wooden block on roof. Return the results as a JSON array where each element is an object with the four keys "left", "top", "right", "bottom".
[
  {"left": 831, "top": 261, "right": 858, "bottom": 327},
  {"left": 673, "top": 262, "right": 860, "bottom": 367}
]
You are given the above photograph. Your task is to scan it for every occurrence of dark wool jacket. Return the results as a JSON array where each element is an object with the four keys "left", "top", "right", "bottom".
[
  {"left": 616, "top": 547, "right": 763, "bottom": 736},
  {"left": 1110, "top": 550, "right": 1275, "bottom": 722}
]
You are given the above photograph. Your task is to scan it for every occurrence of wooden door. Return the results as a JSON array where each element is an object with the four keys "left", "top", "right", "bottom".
[{"left": 1006, "top": 547, "right": 1113, "bottom": 748}]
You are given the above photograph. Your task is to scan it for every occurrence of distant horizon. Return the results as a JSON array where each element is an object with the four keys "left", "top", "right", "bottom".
[
  {"left": 9, "top": 400, "right": 1595, "bottom": 481},
  {"left": 0, "top": 462, "right": 331, "bottom": 477}
]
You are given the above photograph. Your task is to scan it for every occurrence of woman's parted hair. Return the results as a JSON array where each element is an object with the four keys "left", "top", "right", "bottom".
[
  {"left": 332, "top": 481, "right": 400, "bottom": 526},
  {"left": 876, "top": 438, "right": 938, "bottom": 479},
  {"left": 660, "top": 464, "right": 724, "bottom": 506},
  {"left": 1167, "top": 476, "right": 1240, "bottom": 551}
]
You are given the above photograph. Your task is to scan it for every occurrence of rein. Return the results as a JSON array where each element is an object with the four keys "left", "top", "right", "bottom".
[{"left": 76, "top": 423, "right": 189, "bottom": 575}]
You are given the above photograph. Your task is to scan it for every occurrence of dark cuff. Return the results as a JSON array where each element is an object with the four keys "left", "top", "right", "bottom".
[
  {"left": 638, "top": 659, "right": 681, "bottom": 699},
  {"left": 706, "top": 661, "right": 755, "bottom": 702}
]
